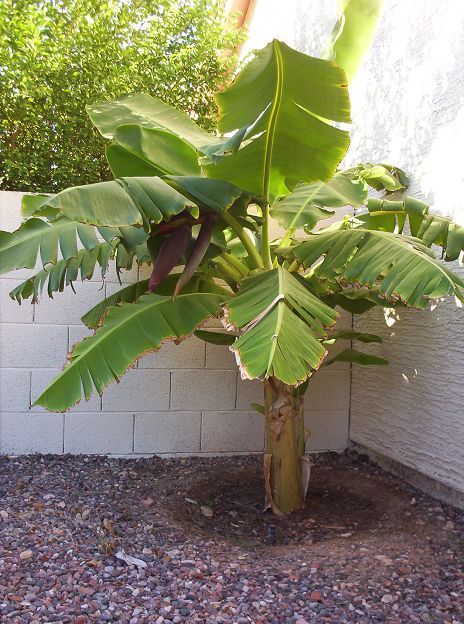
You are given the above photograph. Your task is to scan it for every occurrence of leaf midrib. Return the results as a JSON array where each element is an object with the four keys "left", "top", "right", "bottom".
[
  {"left": 265, "top": 267, "right": 285, "bottom": 375},
  {"left": 263, "top": 41, "right": 284, "bottom": 201},
  {"left": 70, "top": 292, "right": 221, "bottom": 364}
]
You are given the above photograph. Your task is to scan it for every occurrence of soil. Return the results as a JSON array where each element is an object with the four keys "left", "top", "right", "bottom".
[
  {"left": 157, "top": 453, "right": 416, "bottom": 547},
  {"left": 0, "top": 451, "right": 463, "bottom": 623}
]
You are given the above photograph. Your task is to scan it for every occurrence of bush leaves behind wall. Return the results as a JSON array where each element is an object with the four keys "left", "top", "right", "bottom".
[{"left": 0, "top": 0, "right": 242, "bottom": 192}]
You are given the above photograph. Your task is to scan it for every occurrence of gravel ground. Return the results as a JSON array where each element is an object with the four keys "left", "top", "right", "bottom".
[{"left": 0, "top": 452, "right": 463, "bottom": 624}]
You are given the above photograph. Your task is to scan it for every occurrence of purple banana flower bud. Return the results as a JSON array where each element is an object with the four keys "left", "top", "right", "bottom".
[
  {"left": 173, "top": 214, "right": 217, "bottom": 298},
  {"left": 148, "top": 224, "right": 192, "bottom": 293}
]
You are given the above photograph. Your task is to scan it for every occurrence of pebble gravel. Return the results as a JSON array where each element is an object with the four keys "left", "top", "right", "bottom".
[{"left": 0, "top": 453, "right": 462, "bottom": 623}]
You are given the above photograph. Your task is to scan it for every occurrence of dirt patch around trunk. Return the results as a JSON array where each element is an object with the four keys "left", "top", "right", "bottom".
[{"left": 155, "top": 453, "right": 417, "bottom": 548}]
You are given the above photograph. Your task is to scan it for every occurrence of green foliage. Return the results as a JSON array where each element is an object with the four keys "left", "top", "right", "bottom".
[
  {"left": 292, "top": 229, "right": 464, "bottom": 308},
  {"left": 324, "top": 0, "right": 384, "bottom": 80},
  {"left": 223, "top": 267, "right": 338, "bottom": 384},
  {"left": 35, "top": 290, "right": 224, "bottom": 410},
  {"left": 0, "top": 0, "right": 242, "bottom": 192},
  {"left": 204, "top": 39, "right": 351, "bottom": 202},
  {"left": 1, "top": 3, "right": 461, "bottom": 415}
]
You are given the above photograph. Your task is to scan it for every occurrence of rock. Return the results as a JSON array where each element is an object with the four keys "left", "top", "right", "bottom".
[
  {"left": 381, "top": 594, "right": 394, "bottom": 604},
  {"left": 375, "top": 555, "right": 393, "bottom": 565},
  {"left": 310, "top": 591, "right": 323, "bottom": 602},
  {"left": 19, "top": 549, "right": 33, "bottom": 560},
  {"left": 200, "top": 506, "right": 213, "bottom": 518},
  {"left": 0, "top": 510, "right": 8, "bottom": 520}
]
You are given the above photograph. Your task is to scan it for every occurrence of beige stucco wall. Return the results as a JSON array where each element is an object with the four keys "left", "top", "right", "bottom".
[{"left": 345, "top": 0, "right": 464, "bottom": 495}]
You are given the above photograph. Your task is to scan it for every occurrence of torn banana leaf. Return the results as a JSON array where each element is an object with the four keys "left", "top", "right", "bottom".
[{"left": 223, "top": 266, "right": 338, "bottom": 385}]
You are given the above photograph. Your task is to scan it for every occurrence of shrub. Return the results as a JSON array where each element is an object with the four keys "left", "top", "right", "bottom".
[{"left": 0, "top": 0, "right": 242, "bottom": 192}]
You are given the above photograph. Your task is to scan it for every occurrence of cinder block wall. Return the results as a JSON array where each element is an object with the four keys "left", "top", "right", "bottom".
[{"left": 0, "top": 191, "right": 351, "bottom": 456}]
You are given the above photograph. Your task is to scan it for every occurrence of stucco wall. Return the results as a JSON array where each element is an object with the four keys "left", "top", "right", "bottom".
[
  {"left": 0, "top": 191, "right": 351, "bottom": 455},
  {"left": 346, "top": 0, "right": 464, "bottom": 495}
]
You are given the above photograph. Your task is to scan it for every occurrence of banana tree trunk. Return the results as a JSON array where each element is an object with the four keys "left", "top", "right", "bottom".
[{"left": 263, "top": 377, "right": 311, "bottom": 515}]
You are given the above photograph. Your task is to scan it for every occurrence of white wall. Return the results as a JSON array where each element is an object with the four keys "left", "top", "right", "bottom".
[
  {"left": 0, "top": 191, "right": 351, "bottom": 455},
  {"left": 346, "top": 0, "right": 464, "bottom": 496}
]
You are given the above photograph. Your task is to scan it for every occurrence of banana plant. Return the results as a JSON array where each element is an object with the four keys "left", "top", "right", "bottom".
[{"left": 2, "top": 20, "right": 463, "bottom": 515}]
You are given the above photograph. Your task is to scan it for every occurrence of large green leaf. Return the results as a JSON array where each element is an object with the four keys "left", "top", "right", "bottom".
[
  {"left": 194, "top": 329, "right": 236, "bottom": 345},
  {"left": 112, "top": 125, "right": 201, "bottom": 176},
  {"left": 322, "top": 348, "right": 388, "bottom": 367},
  {"left": 0, "top": 217, "right": 99, "bottom": 273},
  {"left": 358, "top": 196, "right": 464, "bottom": 261},
  {"left": 321, "top": 286, "right": 407, "bottom": 313},
  {"left": 23, "top": 175, "right": 248, "bottom": 233},
  {"left": 9, "top": 242, "right": 118, "bottom": 304},
  {"left": 87, "top": 93, "right": 216, "bottom": 150},
  {"left": 168, "top": 176, "right": 249, "bottom": 214},
  {"left": 106, "top": 144, "right": 167, "bottom": 178},
  {"left": 325, "top": 0, "right": 384, "bottom": 81},
  {"left": 21, "top": 193, "right": 56, "bottom": 219},
  {"left": 293, "top": 228, "right": 464, "bottom": 307},
  {"left": 81, "top": 273, "right": 229, "bottom": 329},
  {"left": 81, "top": 279, "right": 149, "bottom": 329},
  {"left": 48, "top": 181, "right": 144, "bottom": 227},
  {"left": 204, "top": 40, "right": 351, "bottom": 201},
  {"left": 271, "top": 172, "right": 367, "bottom": 232},
  {"left": 0, "top": 213, "right": 148, "bottom": 275},
  {"left": 35, "top": 291, "right": 223, "bottom": 411},
  {"left": 223, "top": 267, "right": 338, "bottom": 384},
  {"left": 44, "top": 177, "right": 199, "bottom": 228}
]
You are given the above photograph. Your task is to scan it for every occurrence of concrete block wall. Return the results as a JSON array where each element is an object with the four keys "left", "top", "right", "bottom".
[{"left": 0, "top": 191, "right": 351, "bottom": 456}]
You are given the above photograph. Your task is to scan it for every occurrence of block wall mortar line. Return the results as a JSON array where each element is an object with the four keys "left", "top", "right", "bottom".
[{"left": 199, "top": 412, "right": 203, "bottom": 452}]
